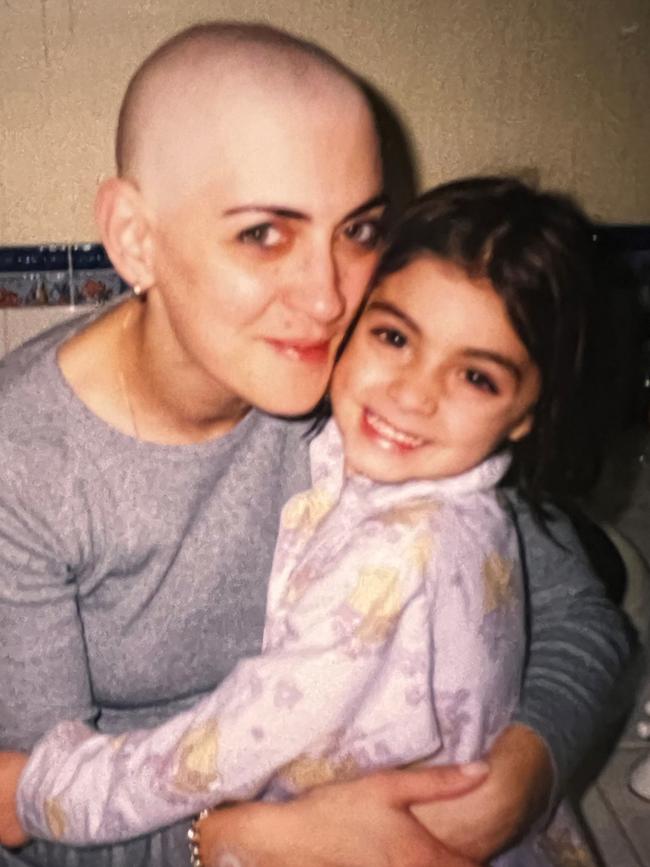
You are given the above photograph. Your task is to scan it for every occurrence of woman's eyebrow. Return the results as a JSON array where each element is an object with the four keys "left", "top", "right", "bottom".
[
  {"left": 222, "top": 205, "right": 309, "bottom": 220},
  {"left": 344, "top": 193, "right": 389, "bottom": 221},
  {"left": 365, "top": 299, "right": 420, "bottom": 334},
  {"left": 222, "top": 193, "right": 388, "bottom": 222}
]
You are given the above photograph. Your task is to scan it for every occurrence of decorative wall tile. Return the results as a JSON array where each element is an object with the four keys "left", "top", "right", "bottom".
[
  {"left": 0, "top": 245, "right": 71, "bottom": 306},
  {"left": 71, "top": 244, "right": 128, "bottom": 305},
  {"left": 0, "top": 244, "right": 128, "bottom": 308}
]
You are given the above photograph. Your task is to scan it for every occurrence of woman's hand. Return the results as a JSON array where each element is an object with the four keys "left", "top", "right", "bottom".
[
  {"left": 197, "top": 763, "right": 488, "bottom": 867},
  {"left": 411, "top": 723, "right": 554, "bottom": 862},
  {"left": 0, "top": 750, "right": 30, "bottom": 849}
]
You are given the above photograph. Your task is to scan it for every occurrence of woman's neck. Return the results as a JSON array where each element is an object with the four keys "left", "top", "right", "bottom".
[{"left": 58, "top": 297, "right": 250, "bottom": 445}]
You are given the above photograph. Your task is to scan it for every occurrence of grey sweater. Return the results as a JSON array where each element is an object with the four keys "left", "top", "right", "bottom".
[{"left": 0, "top": 313, "right": 631, "bottom": 867}]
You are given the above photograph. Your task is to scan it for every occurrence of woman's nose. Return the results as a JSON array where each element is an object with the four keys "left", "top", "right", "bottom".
[{"left": 286, "top": 248, "right": 345, "bottom": 324}]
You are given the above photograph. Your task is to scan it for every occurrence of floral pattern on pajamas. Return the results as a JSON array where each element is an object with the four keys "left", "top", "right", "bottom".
[{"left": 17, "top": 419, "right": 596, "bottom": 866}]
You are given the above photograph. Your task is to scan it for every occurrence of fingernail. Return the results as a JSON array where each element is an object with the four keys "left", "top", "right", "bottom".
[{"left": 460, "top": 761, "right": 489, "bottom": 777}]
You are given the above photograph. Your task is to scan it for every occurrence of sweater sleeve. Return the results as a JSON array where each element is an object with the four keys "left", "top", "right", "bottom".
[
  {"left": 507, "top": 495, "right": 634, "bottom": 789},
  {"left": 0, "top": 441, "right": 96, "bottom": 752}
]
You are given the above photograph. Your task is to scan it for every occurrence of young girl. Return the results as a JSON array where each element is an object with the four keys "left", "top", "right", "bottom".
[{"left": 14, "top": 177, "right": 601, "bottom": 866}]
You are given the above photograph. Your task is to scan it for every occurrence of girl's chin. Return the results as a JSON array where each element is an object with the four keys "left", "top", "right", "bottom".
[{"left": 344, "top": 453, "right": 414, "bottom": 484}]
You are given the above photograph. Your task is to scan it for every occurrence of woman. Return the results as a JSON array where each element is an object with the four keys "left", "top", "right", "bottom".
[{"left": 0, "top": 22, "right": 630, "bottom": 867}]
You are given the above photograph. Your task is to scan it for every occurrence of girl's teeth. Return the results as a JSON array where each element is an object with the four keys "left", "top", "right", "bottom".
[{"left": 366, "top": 411, "right": 425, "bottom": 447}]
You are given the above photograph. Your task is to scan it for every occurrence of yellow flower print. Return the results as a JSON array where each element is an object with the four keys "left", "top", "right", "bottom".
[
  {"left": 110, "top": 733, "right": 127, "bottom": 751},
  {"left": 281, "top": 486, "right": 335, "bottom": 533},
  {"left": 347, "top": 566, "right": 402, "bottom": 643},
  {"left": 280, "top": 753, "right": 361, "bottom": 792},
  {"left": 375, "top": 500, "right": 439, "bottom": 529},
  {"left": 44, "top": 797, "right": 66, "bottom": 840},
  {"left": 173, "top": 719, "right": 220, "bottom": 794},
  {"left": 407, "top": 532, "right": 436, "bottom": 571},
  {"left": 483, "top": 552, "right": 515, "bottom": 615}
]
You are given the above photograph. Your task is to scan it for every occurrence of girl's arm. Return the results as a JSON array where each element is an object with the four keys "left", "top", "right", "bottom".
[
  {"left": 17, "top": 542, "right": 436, "bottom": 846},
  {"left": 195, "top": 501, "right": 633, "bottom": 867},
  {"left": 7, "top": 492, "right": 632, "bottom": 860}
]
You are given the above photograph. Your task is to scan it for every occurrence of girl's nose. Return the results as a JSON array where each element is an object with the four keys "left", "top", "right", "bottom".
[{"left": 387, "top": 370, "right": 438, "bottom": 415}]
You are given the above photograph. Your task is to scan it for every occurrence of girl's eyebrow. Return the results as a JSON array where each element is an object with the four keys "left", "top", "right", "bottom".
[
  {"left": 463, "top": 349, "right": 523, "bottom": 383},
  {"left": 368, "top": 299, "right": 524, "bottom": 382},
  {"left": 221, "top": 193, "right": 389, "bottom": 222},
  {"left": 365, "top": 299, "right": 421, "bottom": 334}
]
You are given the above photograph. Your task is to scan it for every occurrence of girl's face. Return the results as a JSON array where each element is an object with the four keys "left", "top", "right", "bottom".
[{"left": 330, "top": 255, "right": 541, "bottom": 484}]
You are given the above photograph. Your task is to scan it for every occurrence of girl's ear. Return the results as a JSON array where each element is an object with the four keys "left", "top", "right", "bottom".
[
  {"left": 507, "top": 410, "right": 534, "bottom": 443},
  {"left": 94, "top": 178, "right": 155, "bottom": 290}
]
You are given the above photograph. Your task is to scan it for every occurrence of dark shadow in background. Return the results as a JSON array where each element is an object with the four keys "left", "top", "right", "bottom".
[{"left": 361, "top": 80, "right": 419, "bottom": 223}]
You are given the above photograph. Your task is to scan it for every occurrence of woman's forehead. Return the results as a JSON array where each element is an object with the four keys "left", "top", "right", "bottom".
[
  {"left": 159, "top": 90, "right": 382, "bottom": 221},
  {"left": 134, "top": 63, "right": 381, "bottom": 217}
]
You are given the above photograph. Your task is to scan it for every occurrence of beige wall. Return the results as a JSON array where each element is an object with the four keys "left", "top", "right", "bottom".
[{"left": 0, "top": 0, "right": 648, "bottom": 244}]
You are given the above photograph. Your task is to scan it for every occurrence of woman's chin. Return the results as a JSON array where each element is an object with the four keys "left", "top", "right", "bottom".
[{"left": 256, "top": 392, "right": 324, "bottom": 420}]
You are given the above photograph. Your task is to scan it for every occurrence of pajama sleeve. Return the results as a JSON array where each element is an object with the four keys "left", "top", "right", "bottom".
[{"left": 17, "top": 536, "right": 435, "bottom": 845}]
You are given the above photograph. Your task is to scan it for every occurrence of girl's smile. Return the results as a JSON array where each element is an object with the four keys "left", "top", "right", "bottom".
[
  {"left": 360, "top": 408, "right": 430, "bottom": 451},
  {"left": 330, "top": 255, "right": 541, "bottom": 484}
]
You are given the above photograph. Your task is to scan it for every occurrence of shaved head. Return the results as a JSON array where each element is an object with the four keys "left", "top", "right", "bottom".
[
  {"left": 95, "top": 21, "right": 384, "bottom": 422},
  {"left": 115, "top": 22, "right": 374, "bottom": 209}
]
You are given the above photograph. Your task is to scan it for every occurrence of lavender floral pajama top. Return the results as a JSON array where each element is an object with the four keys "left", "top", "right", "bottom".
[{"left": 17, "top": 419, "right": 594, "bottom": 867}]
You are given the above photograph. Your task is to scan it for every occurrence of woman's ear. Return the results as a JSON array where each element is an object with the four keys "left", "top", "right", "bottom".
[
  {"left": 507, "top": 411, "right": 534, "bottom": 443},
  {"left": 94, "top": 177, "right": 155, "bottom": 290}
]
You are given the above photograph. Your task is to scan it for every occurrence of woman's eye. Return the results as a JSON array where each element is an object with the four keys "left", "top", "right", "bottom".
[
  {"left": 344, "top": 219, "right": 383, "bottom": 250},
  {"left": 372, "top": 327, "right": 407, "bottom": 348},
  {"left": 465, "top": 369, "right": 499, "bottom": 395},
  {"left": 238, "top": 223, "right": 283, "bottom": 248}
]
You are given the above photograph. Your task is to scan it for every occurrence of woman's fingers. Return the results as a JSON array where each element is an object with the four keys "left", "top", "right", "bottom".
[
  {"left": 198, "top": 769, "right": 485, "bottom": 867},
  {"left": 0, "top": 750, "right": 30, "bottom": 849},
  {"left": 411, "top": 723, "right": 554, "bottom": 862},
  {"left": 379, "top": 762, "right": 490, "bottom": 808}
]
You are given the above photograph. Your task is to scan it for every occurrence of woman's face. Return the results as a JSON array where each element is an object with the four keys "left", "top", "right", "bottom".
[
  {"left": 331, "top": 255, "right": 541, "bottom": 483},
  {"left": 146, "top": 86, "right": 384, "bottom": 417}
]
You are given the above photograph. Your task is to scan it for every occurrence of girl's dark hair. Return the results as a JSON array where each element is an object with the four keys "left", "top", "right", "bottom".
[{"left": 335, "top": 176, "right": 620, "bottom": 511}]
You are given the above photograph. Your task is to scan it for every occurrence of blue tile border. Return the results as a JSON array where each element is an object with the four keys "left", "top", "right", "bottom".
[
  {"left": 0, "top": 244, "right": 129, "bottom": 307},
  {"left": 0, "top": 226, "right": 648, "bottom": 309}
]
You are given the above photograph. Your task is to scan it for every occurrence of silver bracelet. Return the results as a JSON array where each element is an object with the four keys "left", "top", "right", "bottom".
[{"left": 188, "top": 809, "right": 211, "bottom": 867}]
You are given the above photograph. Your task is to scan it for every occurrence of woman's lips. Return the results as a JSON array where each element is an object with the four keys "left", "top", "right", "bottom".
[
  {"left": 361, "top": 408, "right": 427, "bottom": 451},
  {"left": 266, "top": 339, "right": 330, "bottom": 364}
]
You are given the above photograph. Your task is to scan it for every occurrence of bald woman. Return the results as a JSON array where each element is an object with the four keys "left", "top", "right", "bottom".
[{"left": 0, "top": 22, "right": 629, "bottom": 867}]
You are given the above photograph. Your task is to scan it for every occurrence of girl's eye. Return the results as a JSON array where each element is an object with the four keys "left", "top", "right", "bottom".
[
  {"left": 344, "top": 219, "right": 384, "bottom": 250},
  {"left": 238, "top": 223, "right": 283, "bottom": 248},
  {"left": 371, "top": 327, "right": 407, "bottom": 349},
  {"left": 465, "top": 369, "right": 499, "bottom": 395}
]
